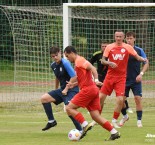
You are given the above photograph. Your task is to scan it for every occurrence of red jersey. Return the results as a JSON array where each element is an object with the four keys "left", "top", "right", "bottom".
[
  {"left": 103, "top": 43, "right": 137, "bottom": 77},
  {"left": 74, "top": 56, "right": 95, "bottom": 89}
]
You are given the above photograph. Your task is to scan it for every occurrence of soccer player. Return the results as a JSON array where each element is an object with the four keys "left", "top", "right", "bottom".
[
  {"left": 119, "top": 31, "right": 149, "bottom": 127},
  {"left": 100, "top": 30, "right": 147, "bottom": 128},
  {"left": 90, "top": 41, "right": 109, "bottom": 82},
  {"left": 41, "top": 46, "right": 82, "bottom": 133},
  {"left": 64, "top": 46, "right": 120, "bottom": 141}
]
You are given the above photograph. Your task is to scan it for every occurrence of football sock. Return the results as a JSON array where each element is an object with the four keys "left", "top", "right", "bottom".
[
  {"left": 136, "top": 110, "right": 142, "bottom": 120},
  {"left": 121, "top": 107, "right": 127, "bottom": 116},
  {"left": 113, "top": 111, "right": 120, "bottom": 121},
  {"left": 102, "top": 121, "right": 113, "bottom": 131},
  {"left": 69, "top": 116, "right": 83, "bottom": 131},
  {"left": 74, "top": 112, "right": 86, "bottom": 125},
  {"left": 125, "top": 100, "right": 129, "bottom": 109},
  {"left": 42, "top": 103, "right": 54, "bottom": 121}
]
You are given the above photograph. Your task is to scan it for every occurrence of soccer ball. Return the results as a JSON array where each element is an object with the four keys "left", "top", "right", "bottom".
[{"left": 68, "top": 129, "right": 81, "bottom": 141}]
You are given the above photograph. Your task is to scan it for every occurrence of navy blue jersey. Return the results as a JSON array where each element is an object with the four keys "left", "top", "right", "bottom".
[
  {"left": 90, "top": 50, "right": 108, "bottom": 82},
  {"left": 51, "top": 58, "right": 77, "bottom": 90},
  {"left": 126, "top": 46, "right": 147, "bottom": 85}
]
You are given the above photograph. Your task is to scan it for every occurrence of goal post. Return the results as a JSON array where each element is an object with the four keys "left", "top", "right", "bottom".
[
  {"left": 62, "top": 3, "right": 155, "bottom": 101},
  {"left": 63, "top": 3, "right": 155, "bottom": 50}
]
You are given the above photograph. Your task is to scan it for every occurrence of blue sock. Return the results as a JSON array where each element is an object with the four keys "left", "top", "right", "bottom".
[
  {"left": 69, "top": 116, "right": 82, "bottom": 131},
  {"left": 42, "top": 103, "right": 54, "bottom": 121},
  {"left": 136, "top": 111, "right": 142, "bottom": 120}
]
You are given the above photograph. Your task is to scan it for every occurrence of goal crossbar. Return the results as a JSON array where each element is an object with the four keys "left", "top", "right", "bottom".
[{"left": 63, "top": 3, "right": 155, "bottom": 50}]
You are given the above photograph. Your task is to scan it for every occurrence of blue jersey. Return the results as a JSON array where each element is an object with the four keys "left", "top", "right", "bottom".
[
  {"left": 126, "top": 46, "right": 147, "bottom": 85},
  {"left": 51, "top": 58, "right": 77, "bottom": 90}
]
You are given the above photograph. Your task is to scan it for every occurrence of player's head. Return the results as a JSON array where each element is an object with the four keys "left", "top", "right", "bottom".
[
  {"left": 100, "top": 41, "right": 109, "bottom": 52},
  {"left": 64, "top": 46, "right": 77, "bottom": 63},
  {"left": 50, "top": 46, "right": 61, "bottom": 63},
  {"left": 114, "top": 30, "right": 125, "bottom": 45},
  {"left": 125, "top": 31, "right": 136, "bottom": 46}
]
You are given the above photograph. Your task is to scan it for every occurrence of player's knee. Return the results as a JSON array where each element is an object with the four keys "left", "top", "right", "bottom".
[{"left": 40, "top": 94, "right": 50, "bottom": 103}]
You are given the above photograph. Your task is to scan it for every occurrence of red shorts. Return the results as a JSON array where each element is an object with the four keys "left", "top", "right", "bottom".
[
  {"left": 71, "top": 85, "right": 101, "bottom": 112},
  {"left": 100, "top": 75, "right": 126, "bottom": 96}
]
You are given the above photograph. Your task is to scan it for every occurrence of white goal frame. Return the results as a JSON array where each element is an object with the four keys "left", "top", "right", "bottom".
[{"left": 63, "top": 3, "right": 155, "bottom": 51}]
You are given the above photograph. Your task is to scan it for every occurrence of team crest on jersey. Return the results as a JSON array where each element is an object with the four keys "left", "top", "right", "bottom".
[{"left": 121, "top": 48, "right": 126, "bottom": 53}]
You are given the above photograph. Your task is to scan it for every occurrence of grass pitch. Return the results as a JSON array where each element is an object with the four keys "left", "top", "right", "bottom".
[{"left": 0, "top": 99, "right": 155, "bottom": 145}]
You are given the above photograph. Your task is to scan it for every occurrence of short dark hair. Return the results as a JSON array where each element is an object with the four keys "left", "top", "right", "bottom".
[
  {"left": 50, "top": 46, "right": 60, "bottom": 54},
  {"left": 126, "top": 31, "right": 136, "bottom": 38},
  {"left": 64, "top": 46, "right": 77, "bottom": 54}
]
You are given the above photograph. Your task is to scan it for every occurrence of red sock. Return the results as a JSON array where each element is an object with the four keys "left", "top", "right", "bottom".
[
  {"left": 102, "top": 121, "right": 113, "bottom": 131},
  {"left": 74, "top": 112, "right": 85, "bottom": 124},
  {"left": 113, "top": 111, "right": 120, "bottom": 120}
]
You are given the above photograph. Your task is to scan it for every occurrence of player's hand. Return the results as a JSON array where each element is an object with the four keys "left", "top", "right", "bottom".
[
  {"left": 136, "top": 74, "right": 142, "bottom": 82},
  {"left": 108, "top": 62, "right": 117, "bottom": 68},
  {"left": 95, "top": 81, "right": 103, "bottom": 86}
]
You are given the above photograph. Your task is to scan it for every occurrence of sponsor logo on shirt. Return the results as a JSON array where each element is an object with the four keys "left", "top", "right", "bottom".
[{"left": 112, "top": 54, "right": 125, "bottom": 60}]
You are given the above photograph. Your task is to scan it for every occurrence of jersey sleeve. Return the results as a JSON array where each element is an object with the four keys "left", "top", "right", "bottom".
[
  {"left": 124, "top": 44, "right": 137, "bottom": 56},
  {"left": 140, "top": 49, "right": 147, "bottom": 58},
  {"left": 103, "top": 44, "right": 111, "bottom": 57},
  {"left": 62, "top": 58, "right": 76, "bottom": 77}
]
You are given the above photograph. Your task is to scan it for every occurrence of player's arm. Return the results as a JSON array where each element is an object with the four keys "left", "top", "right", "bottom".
[
  {"left": 101, "top": 56, "right": 117, "bottom": 68},
  {"left": 86, "top": 62, "right": 103, "bottom": 86},
  {"left": 136, "top": 49, "right": 149, "bottom": 82},
  {"left": 62, "top": 59, "right": 78, "bottom": 95},
  {"left": 89, "top": 53, "right": 96, "bottom": 65},
  {"left": 126, "top": 44, "right": 147, "bottom": 62}
]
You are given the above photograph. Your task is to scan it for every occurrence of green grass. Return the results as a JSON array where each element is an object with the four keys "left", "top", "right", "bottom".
[{"left": 0, "top": 101, "right": 155, "bottom": 145}]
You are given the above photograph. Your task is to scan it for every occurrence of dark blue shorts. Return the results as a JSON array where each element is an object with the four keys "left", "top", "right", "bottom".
[
  {"left": 48, "top": 87, "right": 79, "bottom": 105},
  {"left": 125, "top": 82, "right": 142, "bottom": 97}
]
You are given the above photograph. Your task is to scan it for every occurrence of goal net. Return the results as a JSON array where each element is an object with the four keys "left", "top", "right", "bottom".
[
  {"left": 0, "top": 6, "right": 63, "bottom": 111},
  {"left": 0, "top": 3, "right": 155, "bottom": 112},
  {"left": 63, "top": 3, "right": 155, "bottom": 111}
]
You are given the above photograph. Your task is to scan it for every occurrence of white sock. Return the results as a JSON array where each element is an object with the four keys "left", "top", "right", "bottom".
[
  {"left": 112, "top": 118, "right": 117, "bottom": 123},
  {"left": 110, "top": 128, "right": 118, "bottom": 134},
  {"left": 48, "top": 120, "right": 55, "bottom": 123},
  {"left": 81, "top": 121, "right": 88, "bottom": 128},
  {"left": 123, "top": 114, "right": 128, "bottom": 118}
]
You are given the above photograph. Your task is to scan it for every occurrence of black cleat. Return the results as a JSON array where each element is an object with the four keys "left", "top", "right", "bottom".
[
  {"left": 105, "top": 132, "right": 121, "bottom": 141},
  {"left": 80, "top": 123, "right": 93, "bottom": 140},
  {"left": 42, "top": 120, "right": 57, "bottom": 131}
]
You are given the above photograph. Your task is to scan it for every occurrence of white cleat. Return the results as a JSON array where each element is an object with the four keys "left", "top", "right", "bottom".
[
  {"left": 112, "top": 122, "right": 121, "bottom": 128},
  {"left": 127, "top": 108, "right": 133, "bottom": 113},
  {"left": 119, "top": 117, "right": 129, "bottom": 126}
]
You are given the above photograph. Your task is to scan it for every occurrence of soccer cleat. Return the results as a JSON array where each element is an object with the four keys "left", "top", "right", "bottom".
[
  {"left": 89, "top": 121, "right": 97, "bottom": 127},
  {"left": 119, "top": 117, "right": 129, "bottom": 126},
  {"left": 80, "top": 123, "right": 93, "bottom": 140},
  {"left": 42, "top": 120, "right": 57, "bottom": 131},
  {"left": 127, "top": 108, "right": 133, "bottom": 113},
  {"left": 105, "top": 132, "right": 121, "bottom": 141},
  {"left": 111, "top": 122, "right": 121, "bottom": 128},
  {"left": 137, "top": 120, "right": 143, "bottom": 128}
]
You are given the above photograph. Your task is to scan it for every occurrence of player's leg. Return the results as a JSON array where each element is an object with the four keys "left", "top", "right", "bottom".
[
  {"left": 63, "top": 90, "right": 82, "bottom": 132},
  {"left": 89, "top": 95, "right": 120, "bottom": 141},
  {"left": 133, "top": 82, "right": 143, "bottom": 127},
  {"left": 112, "top": 78, "right": 125, "bottom": 128},
  {"left": 120, "top": 86, "right": 130, "bottom": 126},
  {"left": 41, "top": 90, "right": 59, "bottom": 131},
  {"left": 125, "top": 99, "right": 133, "bottom": 113},
  {"left": 65, "top": 101, "right": 92, "bottom": 140}
]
